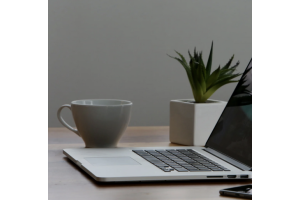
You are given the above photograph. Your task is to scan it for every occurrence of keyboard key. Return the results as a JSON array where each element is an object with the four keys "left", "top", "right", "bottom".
[
  {"left": 181, "top": 160, "right": 193, "bottom": 162},
  {"left": 181, "top": 164, "right": 193, "bottom": 166},
  {"left": 164, "top": 160, "right": 175, "bottom": 162},
  {"left": 151, "top": 160, "right": 168, "bottom": 163},
  {"left": 149, "top": 161, "right": 162, "bottom": 163},
  {"left": 175, "top": 155, "right": 186, "bottom": 158},
  {"left": 195, "top": 165, "right": 209, "bottom": 168},
  {"left": 165, "top": 162, "right": 176, "bottom": 165},
  {"left": 196, "top": 165, "right": 209, "bottom": 168},
  {"left": 173, "top": 152, "right": 184, "bottom": 154},
  {"left": 189, "top": 169, "right": 201, "bottom": 171},
  {"left": 172, "top": 159, "right": 183, "bottom": 162},
  {"left": 189, "top": 156, "right": 199, "bottom": 158},
  {"left": 203, "top": 165, "right": 216, "bottom": 167},
  {"left": 183, "top": 165, "right": 196, "bottom": 168},
  {"left": 143, "top": 156, "right": 155, "bottom": 159},
  {"left": 177, "top": 162, "right": 188, "bottom": 164},
  {"left": 194, "top": 158, "right": 205, "bottom": 161},
  {"left": 175, "top": 168, "right": 189, "bottom": 172},
  {"left": 153, "top": 161, "right": 167, "bottom": 164},
  {"left": 195, "top": 164, "right": 206, "bottom": 167},
  {"left": 197, "top": 166, "right": 209, "bottom": 169},
  {"left": 155, "top": 164, "right": 169, "bottom": 167},
  {"left": 167, "top": 156, "right": 178, "bottom": 159},
  {"left": 208, "top": 166, "right": 221, "bottom": 169},
  {"left": 171, "top": 163, "right": 182, "bottom": 166},
  {"left": 158, "top": 158, "right": 169, "bottom": 161},
  {"left": 209, "top": 167, "right": 222, "bottom": 170},
  {"left": 182, "top": 164, "right": 194, "bottom": 167},
  {"left": 185, "top": 167, "right": 197, "bottom": 170},
  {"left": 181, "top": 165, "right": 193, "bottom": 168},
  {"left": 144, "top": 158, "right": 158, "bottom": 161},
  {"left": 197, "top": 168, "right": 210, "bottom": 171},
  {"left": 149, "top": 159, "right": 163, "bottom": 162},
  {"left": 169, "top": 165, "right": 181, "bottom": 168},
  {"left": 208, "top": 165, "right": 221, "bottom": 168},
  {"left": 133, "top": 150, "right": 145, "bottom": 153},
  {"left": 151, "top": 154, "right": 162, "bottom": 156}
]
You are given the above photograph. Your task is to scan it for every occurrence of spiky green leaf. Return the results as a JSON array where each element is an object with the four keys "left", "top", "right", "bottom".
[
  {"left": 175, "top": 51, "right": 188, "bottom": 64},
  {"left": 206, "top": 66, "right": 221, "bottom": 88},
  {"left": 221, "top": 61, "right": 240, "bottom": 75},
  {"left": 215, "top": 73, "right": 241, "bottom": 84},
  {"left": 190, "top": 57, "right": 200, "bottom": 91},
  {"left": 202, "top": 80, "right": 238, "bottom": 102},
  {"left": 223, "top": 55, "right": 234, "bottom": 69},
  {"left": 167, "top": 54, "right": 188, "bottom": 70},
  {"left": 167, "top": 54, "right": 195, "bottom": 91},
  {"left": 206, "top": 41, "right": 213, "bottom": 78},
  {"left": 199, "top": 52, "right": 206, "bottom": 80},
  {"left": 193, "top": 47, "right": 199, "bottom": 61},
  {"left": 199, "top": 66, "right": 206, "bottom": 94}
]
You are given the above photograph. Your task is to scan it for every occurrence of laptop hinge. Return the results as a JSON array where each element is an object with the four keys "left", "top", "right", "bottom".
[{"left": 204, "top": 147, "right": 251, "bottom": 171}]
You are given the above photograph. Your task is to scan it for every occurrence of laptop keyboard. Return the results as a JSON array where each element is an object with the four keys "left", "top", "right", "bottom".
[{"left": 133, "top": 149, "right": 230, "bottom": 172}]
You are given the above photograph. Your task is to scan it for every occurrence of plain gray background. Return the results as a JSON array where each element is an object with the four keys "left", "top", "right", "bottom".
[{"left": 49, "top": 0, "right": 251, "bottom": 127}]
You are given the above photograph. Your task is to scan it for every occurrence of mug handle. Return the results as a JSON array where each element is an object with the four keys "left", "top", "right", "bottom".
[{"left": 57, "top": 104, "right": 81, "bottom": 137}]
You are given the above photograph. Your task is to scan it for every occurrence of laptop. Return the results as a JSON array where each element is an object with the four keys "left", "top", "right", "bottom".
[{"left": 63, "top": 59, "right": 252, "bottom": 182}]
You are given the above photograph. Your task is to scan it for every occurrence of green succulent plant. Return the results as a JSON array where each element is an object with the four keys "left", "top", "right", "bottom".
[{"left": 168, "top": 42, "right": 242, "bottom": 103}]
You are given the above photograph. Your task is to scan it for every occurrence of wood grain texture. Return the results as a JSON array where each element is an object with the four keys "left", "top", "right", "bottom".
[{"left": 49, "top": 127, "right": 251, "bottom": 200}]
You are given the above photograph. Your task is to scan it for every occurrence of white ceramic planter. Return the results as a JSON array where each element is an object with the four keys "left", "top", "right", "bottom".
[{"left": 169, "top": 99, "right": 227, "bottom": 146}]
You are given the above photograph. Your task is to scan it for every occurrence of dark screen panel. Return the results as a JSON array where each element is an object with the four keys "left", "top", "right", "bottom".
[{"left": 206, "top": 60, "right": 252, "bottom": 167}]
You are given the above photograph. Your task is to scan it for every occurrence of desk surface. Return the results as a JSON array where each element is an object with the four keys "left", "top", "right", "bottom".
[{"left": 49, "top": 127, "right": 251, "bottom": 200}]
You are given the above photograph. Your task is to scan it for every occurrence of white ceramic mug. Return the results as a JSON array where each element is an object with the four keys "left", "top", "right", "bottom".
[{"left": 57, "top": 99, "right": 132, "bottom": 148}]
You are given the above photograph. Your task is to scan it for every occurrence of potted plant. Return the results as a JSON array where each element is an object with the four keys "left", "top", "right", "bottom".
[{"left": 168, "top": 42, "right": 241, "bottom": 146}]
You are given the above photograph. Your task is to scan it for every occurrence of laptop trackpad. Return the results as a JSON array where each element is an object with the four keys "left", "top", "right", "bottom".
[{"left": 84, "top": 157, "right": 141, "bottom": 166}]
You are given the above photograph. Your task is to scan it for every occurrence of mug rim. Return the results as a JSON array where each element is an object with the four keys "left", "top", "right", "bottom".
[{"left": 71, "top": 99, "right": 132, "bottom": 106}]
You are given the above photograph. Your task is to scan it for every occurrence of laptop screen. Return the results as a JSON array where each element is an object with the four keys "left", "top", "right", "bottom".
[{"left": 205, "top": 59, "right": 252, "bottom": 167}]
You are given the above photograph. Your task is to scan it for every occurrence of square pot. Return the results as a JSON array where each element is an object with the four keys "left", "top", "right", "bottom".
[{"left": 169, "top": 99, "right": 227, "bottom": 146}]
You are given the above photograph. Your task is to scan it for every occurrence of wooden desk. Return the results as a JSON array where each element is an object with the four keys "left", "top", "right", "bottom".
[{"left": 49, "top": 127, "right": 251, "bottom": 200}]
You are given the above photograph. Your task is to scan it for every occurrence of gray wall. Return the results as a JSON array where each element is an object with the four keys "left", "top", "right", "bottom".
[{"left": 49, "top": 0, "right": 251, "bottom": 127}]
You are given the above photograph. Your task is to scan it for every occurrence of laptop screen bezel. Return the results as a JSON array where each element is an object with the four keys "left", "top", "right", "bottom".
[{"left": 205, "top": 59, "right": 252, "bottom": 168}]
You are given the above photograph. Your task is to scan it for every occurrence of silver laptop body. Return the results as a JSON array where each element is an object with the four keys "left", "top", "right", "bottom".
[
  {"left": 63, "top": 146, "right": 251, "bottom": 182},
  {"left": 64, "top": 60, "right": 252, "bottom": 182}
]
